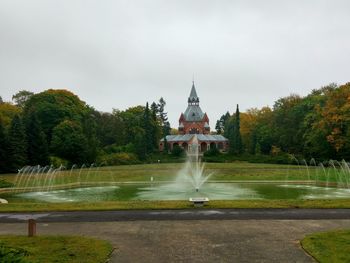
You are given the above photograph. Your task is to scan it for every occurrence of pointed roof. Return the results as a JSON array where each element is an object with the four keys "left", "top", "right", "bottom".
[
  {"left": 184, "top": 81, "right": 204, "bottom": 121},
  {"left": 188, "top": 81, "right": 199, "bottom": 104},
  {"left": 189, "top": 81, "right": 198, "bottom": 100}
]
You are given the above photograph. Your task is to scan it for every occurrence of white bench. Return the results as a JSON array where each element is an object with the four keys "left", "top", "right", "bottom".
[
  {"left": 0, "top": 198, "right": 8, "bottom": 204},
  {"left": 189, "top": 197, "right": 209, "bottom": 207}
]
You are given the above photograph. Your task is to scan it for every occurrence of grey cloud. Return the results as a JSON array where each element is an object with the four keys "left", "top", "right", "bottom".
[{"left": 0, "top": 0, "right": 349, "bottom": 126}]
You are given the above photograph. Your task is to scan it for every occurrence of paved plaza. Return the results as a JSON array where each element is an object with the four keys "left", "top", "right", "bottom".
[{"left": 1, "top": 219, "right": 350, "bottom": 262}]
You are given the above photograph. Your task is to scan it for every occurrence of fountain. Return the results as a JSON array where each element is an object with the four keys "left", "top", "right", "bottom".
[{"left": 3, "top": 152, "right": 350, "bottom": 203}]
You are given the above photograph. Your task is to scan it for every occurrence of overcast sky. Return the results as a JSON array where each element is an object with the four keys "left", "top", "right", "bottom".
[{"left": 0, "top": 0, "right": 349, "bottom": 127}]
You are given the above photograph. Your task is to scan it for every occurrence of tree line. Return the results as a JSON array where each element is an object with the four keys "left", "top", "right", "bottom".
[
  {"left": 0, "top": 90, "right": 170, "bottom": 173},
  {"left": 216, "top": 82, "right": 350, "bottom": 161},
  {"left": 1, "top": 82, "right": 350, "bottom": 173}
]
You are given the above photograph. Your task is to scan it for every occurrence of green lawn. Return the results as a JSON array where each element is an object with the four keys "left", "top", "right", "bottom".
[
  {"left": 1, "top": 162, "right": 346, "bottom": 186},
  {"left": 1, "top": 199, "right": 350, "bottom": 212},
  {"left": 0, "top": 235, "right": 113, "bottom": 263},
  {"left": 301, "top": 230, "right": 350, "bottom": 263}
]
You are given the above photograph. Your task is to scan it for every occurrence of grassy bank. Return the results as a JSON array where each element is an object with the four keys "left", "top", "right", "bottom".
[
  {"left": 301, "top": 230, "right": 350, "bottom": 263},
  {"left": 2, "top": 199, "right": 350, "bottom": 212},
  {"left": 0, "top": 235, "right": 113, "bottom": 263}
]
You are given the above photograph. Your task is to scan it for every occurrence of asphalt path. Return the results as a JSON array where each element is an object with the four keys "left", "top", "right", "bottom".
[{"left": 1, "top": 208, "right": 350, "bottom": 223}]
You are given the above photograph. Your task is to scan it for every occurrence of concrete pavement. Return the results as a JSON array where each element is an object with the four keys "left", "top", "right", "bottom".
[{"left": 2, "top": 219, "right": 350, "bottom": 262}]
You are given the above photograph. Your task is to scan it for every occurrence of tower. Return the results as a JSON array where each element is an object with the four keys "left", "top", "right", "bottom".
[
  {"left": 178, "top": 82, "right": 210, "bottom": 135},
  {"left": 159, "top": 79, "right": 229, "bottom": 153}
]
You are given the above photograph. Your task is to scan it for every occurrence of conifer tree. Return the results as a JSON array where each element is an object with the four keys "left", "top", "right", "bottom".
[
  {"left": 227, "top": 105, "right": 243, "bottom": 155},
  {"left": 227, "top": 117, "right": 235, "bottom": 154},
  {"left": 143, "top": 102, "right": 153, "bottom": 154},
  {"left": 233, "top": 104, "right": 243, "bottom": 154},
  {"left": 0, "top": 119, "right": 8, "bottom": 172},
  {"left": 26, "top": 113, "right": 49, "bottom": 166},
  {"left": 7, "top": 115, "right": 28, "bottom": 172},
  {"left": 157, "top": 97, "right": 171, "bottom": 152},
  {"left": 150, "top": 102, "right": 160, "bottom": 149}
]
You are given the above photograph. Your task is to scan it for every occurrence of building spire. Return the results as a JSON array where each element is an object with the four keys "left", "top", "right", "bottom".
[{"left": 188, "top": 80, "right": 199, "bottom": 105}]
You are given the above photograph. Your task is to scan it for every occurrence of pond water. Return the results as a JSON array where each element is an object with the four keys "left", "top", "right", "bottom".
[{"left": 12, "top": 182, "right": 350, "bottom": 203}]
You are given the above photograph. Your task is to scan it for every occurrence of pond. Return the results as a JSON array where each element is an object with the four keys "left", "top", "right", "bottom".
[{"left": 9, "top": 182, "right": 350, "bottom": 203}]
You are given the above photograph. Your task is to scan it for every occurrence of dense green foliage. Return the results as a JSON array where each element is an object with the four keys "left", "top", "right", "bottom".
[
  {"left": 1, "top": 82, "right": 350, "bottom": 172},
  {"left": 26, "top": 113, "right": 49, "bottom": 166},
  {"left": 219, "top": 82, "right": 350, "bottom": 161},
  {"left": 0, "top": 89, "right": 169, "bottom": 172},
  {"left": 301, "top": 230, "right": 350, "bottom": 263},
  {"left": 0, "top": 242, "right": 28, "bottom": 263},
  {"left": 0, "top": 119, "right": 7, "bottom": 173},
  {"left": 7, "top": 115, "right": 27, "bottom": 172}
]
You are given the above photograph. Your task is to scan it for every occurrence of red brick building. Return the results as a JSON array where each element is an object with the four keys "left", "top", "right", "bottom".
[{"left": 160, "top": 82, "right": 229, "bottom": 153}]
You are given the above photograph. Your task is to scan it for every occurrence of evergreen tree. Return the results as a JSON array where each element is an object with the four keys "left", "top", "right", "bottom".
[
  {"left": 0, "top": 118, "right": 8, "bottom": 172},
  {"left": 216, "top": 111, "right": 231, "bottom": 134},
  {"left": 157, "top": 97, "right": 171, "bottom": 152},
  {"left": 226, "top": 117, "right": 235, "bottom": 154},
  {"left": 26, "top": 113, "right": 49, "bottom": 166},
  {"left": 7, "top": 115, "right": 28, "bottom": 172},
  {"left": 134, "top": 129, "right": 146, "bottom": 160},
  {"left": 143, "top": 102, "right": 153, "bottom": 154},
  {"left": 157, "top": 98, "right": 171, "bottom": 135},
  {"left": 82, "top": 109, "right": 98, "bottom": 163},
  {"left": 150, "top": 102, "right": 160, "bottom": 149},
  {"left": 215, "top": 120, "right": 222, "bottom": 134},
  {"left": 228, "top": 105, "right": 243, "bottom": 155},
  {"left": 0, "top": 96, "right": 3, "bottom": 104},
  {"left": 233, "top": 104, "right": 243, "bottom": 154}
]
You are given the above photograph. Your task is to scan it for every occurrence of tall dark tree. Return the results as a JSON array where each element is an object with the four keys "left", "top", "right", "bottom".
[
  {"left": 150, "top": 102, "right": 160, "bottom": 148},
  {"left": 143, "top": 102, "right": 153, "bottom": 154},
  {"left": 157, "top": 97, "right": 171, "bottom": 152},
  {"left": 82, "top": 107, "right": 98, "bottom": 163},
  {"left": 0, "top": 118, "right": 8, "bottom": 172},
  {"left": 7, "top": 115, "right": 27, "bottom": 172},
  {"left": 229, "top": 105, "right": 242, "bottom": 154},
  {"left": 26, "top": 113, "right": 49, "bottom": 166},
  {"left": 216, "top": 111, "right": 230, "bottom": 134},
  {"left": 234, "top": 104, "right": 243, "bottom": 153},
  {"left": 0, "top": 96, "right": 3, "bottom": 104},
  {"left": 134, "top": 128, "right": 147, "bottom": 160}
]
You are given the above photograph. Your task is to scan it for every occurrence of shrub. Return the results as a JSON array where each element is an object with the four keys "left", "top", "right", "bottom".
[
  {"left": 49, "top": 156, "right": 69, "bottom": 168},
  {"left": 98, "top": 152, "right": 140, "bottom": 166},
  {"left": 0, "top": 179, "right": 14, "bottom": 188},
  {"left": 204, "top": 147, "right": 220, "bottom": 157},
  {"left": 171, "top": 145, "right": 185, "bottom": 157},
  {"left": 103, "top": 143, "right": 135, "bottom": 154}
]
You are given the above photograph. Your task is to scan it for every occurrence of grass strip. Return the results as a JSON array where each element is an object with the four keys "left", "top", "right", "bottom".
[
  {"left": 0, "top": 235, "right": 113, "bottom": 263},
  {"left": 301, "top": 230, "right": 350, "bottom": 263},
  {"left": 2, "top": 199, "right": 350, "bottom": 212}
]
